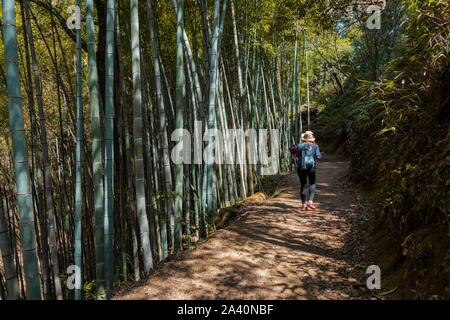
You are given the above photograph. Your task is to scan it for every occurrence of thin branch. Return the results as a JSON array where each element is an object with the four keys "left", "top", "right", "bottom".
[{"left": 28, "top": 0, "right": 88, "bottom": 52}]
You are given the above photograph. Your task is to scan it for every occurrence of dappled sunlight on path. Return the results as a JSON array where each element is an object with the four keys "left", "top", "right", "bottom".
[{"left": 114, "top": 155, "right": 369, "bottom": 300}]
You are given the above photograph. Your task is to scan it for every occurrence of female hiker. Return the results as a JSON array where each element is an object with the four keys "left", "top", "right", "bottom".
[{"left": 289, "top": 131, "right": 321, "bottom": 211}]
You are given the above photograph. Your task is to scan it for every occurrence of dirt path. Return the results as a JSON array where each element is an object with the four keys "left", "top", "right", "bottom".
[{"left": 114, "top": 154, "right": 370, "bottom": 300}]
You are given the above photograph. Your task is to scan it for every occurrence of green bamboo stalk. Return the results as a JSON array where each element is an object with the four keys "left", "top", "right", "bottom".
[
  {"left": 205, "top": 0, "right": 220, "bottom": 229},
  {"left": 26, "top": 7, "right": 77, "bottom": 129},
  {"left": 298, "top": 43, "right": 303, "bottom": 136},
  {"left": 293, "top": 32, "right": 299, "bottom": 142},
  {"left": 86, "top": 0, "right": 105, "bottom": 299},
  {"left": 198, "top": 0, "right": 210, "bottom": 240},
  {"left": 149, "top": 122, "right": 163, "bottom": 259},
  {"left": 220, "top": 62, "right": 238, "bottom": 202},
  {"left": 117, "top": 16, "right": 141, "bottom": 280},
  {"left": 2, "top": 0, "right": 41, "bottom": 299},
  {"left": 261, "top": 65, "right": 271, "bottom": 129},
  {"left": 217, "top": 73, "right": 235, "bottom": 206},
  {"left": 139, "top": 47, "right": 158, "bottom": 260},
  {"left": 19, "top": 1, "right": 51, "bottom": 299},
  {"left": 0, "top": 197, "right": 19, "bottom": 299},
  {"left": 244, "top": 33, "right": 255, "bottom": 195},
  {"left": 24, "top": 0, "right": 63, "bottom": 300},
  {"left": 115, "top": 6, "right": 126, "bottom": 282},
  {"left": 183, "top": 31, "right": 203, "bottom": 111},
  {"left": 205, "top": 0, "right": 228, "bottom": 228},
  {"left": 199, "top": 0, "right": 211, "bottom": 73},
  {"left": 115, "top": 4, "right": 133, "bottom": 281},
  {"left": 104, "top": 0, "right": 115, "bottom": 294},
  {"left": 304, "top": 32, "right": 310, "bottom": 130},
  {"left": 131, "top": 0, "right": 153, "bottom": 274},
  {"left": 229, "top": 0, "right": 247, "bottom": 199},
  {"left": 74, "top": 0, "right": 83, "bottom": 301},
  {"left": 49, "top": 3, "right": 72, "bottom": 274},
  {"left": 174, "top": 0, "right": 186, "bottom": 255},
  {"left": 268, "top": 71, "right": 279, "bottom": 134},
  {"left": 146, "top": 0, "right": 171, "bottom": 259},
  {"left": 185, "top": 52, "right": 202, "bottom": 240},
  {"left": 171, "top": 0, "right": 203, "bottom": 129}
]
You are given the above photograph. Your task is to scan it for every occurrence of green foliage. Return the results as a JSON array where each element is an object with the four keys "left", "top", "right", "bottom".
[
  {"left": 318, "top": 0, "right": 450, "bottom": 241},
  {"left": 83, "top": 280, "right": 97, "bottom": 300}
]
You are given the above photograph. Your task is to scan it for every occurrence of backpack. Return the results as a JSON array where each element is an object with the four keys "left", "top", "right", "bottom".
[
  {"left": 299, "top": 144, "right": 315, "bottom": 170},
  {"left": 289, "top": 145, "right": 299, "bottom": 165}
]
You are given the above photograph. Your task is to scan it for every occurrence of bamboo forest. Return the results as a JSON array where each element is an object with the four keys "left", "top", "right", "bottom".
[{"left": 0, "top": 0, "right": 448, "bottom": 301}]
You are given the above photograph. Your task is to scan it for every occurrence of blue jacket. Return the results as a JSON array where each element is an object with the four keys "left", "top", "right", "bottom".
[{"left": 296, "top": 143, "right": 321, "bottom": 167}]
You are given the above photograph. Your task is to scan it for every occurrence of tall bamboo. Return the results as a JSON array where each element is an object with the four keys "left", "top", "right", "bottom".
[
  {"left": 131, "top": 0, "right": 154, "bottom": 274},
  {"left": 305, "top": 32, "right": 311, "bottom": 130},
  {"left": 19, "top": 1, "right": 51, "bottom": 299},
  {"left": 86, "top": 0, "right": 105, "bottom": 298},
  {"left": 24, "top": 0, "right": 63, "bottom": 299},
  {"left": 146, "top": 0, "right": 171, "bottom": 259},
  {"left": 174, "top": 0, "right": 186, "bottom": 255},
  {"left": 0, "top": 197, "right": 19, "bottom": 299},
  {"left": 104, "top": 0, "right": 115, "bottom": 294},
  {"left": 230, "top": 0, "right": 247, "bottom": 198},
  {"left": 293, "top": 32, "right": 299, "bottom": 142},
  {"left": 74, "top": 0, "right": 83, "bottom": 301},
  {"left": 2, "top": 0, "right": 41, "bottom": 299},
  {"left": 205, "top": 0, "right": 228, "bottom": 228}
]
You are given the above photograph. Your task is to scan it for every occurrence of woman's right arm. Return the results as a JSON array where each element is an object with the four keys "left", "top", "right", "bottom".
[{"left": 315, "top": 145, "right": 322, "bottom": 160}]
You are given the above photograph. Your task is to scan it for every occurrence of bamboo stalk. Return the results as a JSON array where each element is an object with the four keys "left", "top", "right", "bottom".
[{"left": 2, "top": 0, "right": 41, "bottom": 299}]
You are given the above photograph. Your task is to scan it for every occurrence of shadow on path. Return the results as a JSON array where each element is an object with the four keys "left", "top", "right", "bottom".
[{"left": 114, "top": 154, "right": 369, "bottom": 300}]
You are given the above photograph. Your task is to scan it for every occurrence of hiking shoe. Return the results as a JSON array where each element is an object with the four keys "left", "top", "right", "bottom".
[{"left": 307, "top": 202, "right": 316, "bottom": 210}]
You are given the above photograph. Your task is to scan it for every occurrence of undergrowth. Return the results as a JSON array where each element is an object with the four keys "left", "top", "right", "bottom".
[{"left": 316, "top": 0, "right": 450, "bottom": 298}]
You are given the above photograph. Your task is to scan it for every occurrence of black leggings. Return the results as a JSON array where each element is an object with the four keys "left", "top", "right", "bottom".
[{"left": 297, "top": 167, "right": 317, "bottom": 204}]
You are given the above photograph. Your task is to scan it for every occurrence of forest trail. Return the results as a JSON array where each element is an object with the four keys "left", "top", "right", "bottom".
[{"left": 114, "top": 154, "right": 370, "bottom": 300}]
